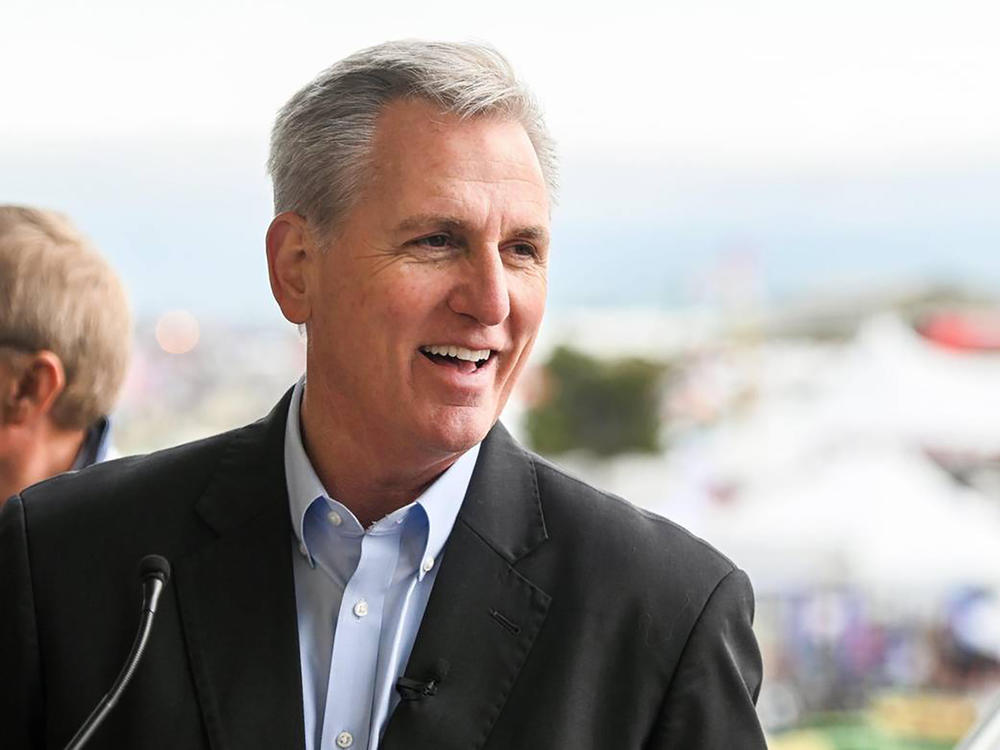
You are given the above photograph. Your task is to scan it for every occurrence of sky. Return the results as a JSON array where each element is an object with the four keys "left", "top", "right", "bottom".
[
  {"left": 3, "top": 0, "right": 999, "bottom": 322},
  {"left": 6, "top": 0, "right": 999, "bottom": 164}
]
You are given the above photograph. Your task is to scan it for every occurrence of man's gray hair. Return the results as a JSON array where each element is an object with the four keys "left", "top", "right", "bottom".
[{"left": 268, "top": 40, "right": 557, "bottom": 241}]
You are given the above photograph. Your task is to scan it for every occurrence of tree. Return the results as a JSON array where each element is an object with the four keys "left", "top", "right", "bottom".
[{"left": 525, "top": 346, "right": 666, "bottom": 457}]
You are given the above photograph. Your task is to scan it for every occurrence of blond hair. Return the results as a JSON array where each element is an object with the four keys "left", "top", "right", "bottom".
[{"left": 0, "top": 206, "right": 131, "bottom": 429}]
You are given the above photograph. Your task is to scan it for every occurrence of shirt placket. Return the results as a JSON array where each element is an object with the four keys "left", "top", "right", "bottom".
[{"left": 320, "top": 526, "right": 401, "bottom": 750}]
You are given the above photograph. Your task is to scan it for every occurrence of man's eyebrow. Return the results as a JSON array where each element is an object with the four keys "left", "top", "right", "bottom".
[
  {"left": 394, "top": 214, "right": 549, "bottom": 243},
  {"left": 513, "top": 225, "right": 550, "bottom": 243},
  {"left": 394, "top": 214, "right": 464, "bottom": 233}
]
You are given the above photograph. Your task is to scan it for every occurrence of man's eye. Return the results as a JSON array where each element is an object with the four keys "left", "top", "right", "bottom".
[
  {"left": 418, "top": 234, "right": 451, "bottom": 249},
  {"left": 509, "top": 242, "right": 538, "bottom": 258}
]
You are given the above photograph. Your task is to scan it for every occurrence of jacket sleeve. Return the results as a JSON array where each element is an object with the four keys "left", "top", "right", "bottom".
[
  {"left": 644, "top": 567, "right": 768, "bottom": 749},
  {"left": 1, "top": 495, "right": 44, "bottom": 749}
]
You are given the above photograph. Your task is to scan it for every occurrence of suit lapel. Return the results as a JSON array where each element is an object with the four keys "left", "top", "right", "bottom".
[
  {"left": 381, "top": 424, "right": 552, "bottom": 750},
  {"left": 173, "top": 391, "right": 306, "bottom": 750}
]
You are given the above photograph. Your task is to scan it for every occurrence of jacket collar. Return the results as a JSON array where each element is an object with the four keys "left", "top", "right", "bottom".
[
  {"left": 195, "top": 387, "right": 549, "bottom": 565},
  {"left": 176, "top": 387, "right": 305, "bottom": 750},
  {"left": 381, "top": 422, "right": 552, "bottom": 750},
  {"left": 180, "top": 390, "right": 551, "bottom": 750},
  {"left": 193, "top": 389, "right": 293, "bottom": 535},
  {"left": 456, "top": 421, "right": 548, "bottom": 563},
  {"left": 71, "top": 415, "right": 113, "bottom": 469}
]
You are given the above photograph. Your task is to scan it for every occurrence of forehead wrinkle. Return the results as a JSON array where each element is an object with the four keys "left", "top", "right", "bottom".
[
  {"left": 438, "top": 175, "right": 548, "bottom": 191},
  {"left": 373, "top": 167, "right": 546, "bottom": 205},
  {"left": 436, "top": 155, "right": 545, "bottom": 183},
  {"left": 401, "top": 178, "right": 549, "bottom": 222}
]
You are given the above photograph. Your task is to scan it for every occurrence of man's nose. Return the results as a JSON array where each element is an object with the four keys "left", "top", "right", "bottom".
[{"left": 448, "top": 247, "right": 511, "bottom": 326}]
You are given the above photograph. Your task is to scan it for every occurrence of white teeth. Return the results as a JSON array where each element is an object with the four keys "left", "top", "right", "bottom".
[{"left": 421, "top": 345, "right": 491, "bottom": 362}]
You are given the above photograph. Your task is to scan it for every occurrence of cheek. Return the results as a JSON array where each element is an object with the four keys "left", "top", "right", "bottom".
[
  {"left": 381, "top": 281, "right": 425, "bottom": 328},
  {"left": 511, "top": 278, "right": 548, "bottom": 341},
  {"left": 387, "top": 266, "right": 452, "bottom": 315},
  {"left": 371, "top": 274, "right": 443, "bottom": 355}
]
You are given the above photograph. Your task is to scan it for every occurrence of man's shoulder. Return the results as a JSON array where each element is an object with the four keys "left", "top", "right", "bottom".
[
  {"left": 19, "top": 426, "right": 241, "bottom": 530},
  {"left": 525, "top": 449, "right": 738, "bottom": 589}
]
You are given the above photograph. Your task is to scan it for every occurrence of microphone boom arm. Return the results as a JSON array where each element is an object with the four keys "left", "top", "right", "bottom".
[{"left": 63, "top": 557, "right": 169, "bottom": 750}]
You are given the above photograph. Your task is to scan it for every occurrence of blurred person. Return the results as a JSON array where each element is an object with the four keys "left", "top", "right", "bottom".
[
  {"left": 0, "top": 42, "right": 765, "bottom": 749},
  {"left": 0, "top": 205, "right": 130, "bottom": 503}
]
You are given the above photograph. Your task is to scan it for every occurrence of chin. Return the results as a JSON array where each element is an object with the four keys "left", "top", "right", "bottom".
[{"left": 417, "top": 405, "right": 497, "bottom": 456}]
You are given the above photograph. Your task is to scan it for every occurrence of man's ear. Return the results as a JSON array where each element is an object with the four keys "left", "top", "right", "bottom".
[
  {"left": 1, "top": 351, "right": 66, "bottom": 426},
  {"left": 266, "top": 212, "right": 317, "bottom": 325}
]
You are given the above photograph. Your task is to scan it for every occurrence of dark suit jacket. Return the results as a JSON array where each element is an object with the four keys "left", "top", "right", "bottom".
[{"left": 1, "top": 390, "right": 767, "bottom": 749}]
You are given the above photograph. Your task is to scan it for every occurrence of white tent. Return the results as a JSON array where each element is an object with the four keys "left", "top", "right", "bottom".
[
  {"left": 575, "top": 313, "right": 1000, "bottom": 597},
  {"left": 705, "top": 441, "right": 1000, "bottom": 595}
]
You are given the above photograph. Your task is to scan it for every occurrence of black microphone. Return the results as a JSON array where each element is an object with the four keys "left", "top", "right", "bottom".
[
  {"left": 396, "top": 659, "right": 450, "bottom": 701},
  {"left": 64, "top": 554, "right": 172, "bottom": 750}
]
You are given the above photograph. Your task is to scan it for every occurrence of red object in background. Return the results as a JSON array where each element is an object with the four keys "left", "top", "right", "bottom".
[{"left": 918, "top": 312, "right": 1000, "bottom": 351}]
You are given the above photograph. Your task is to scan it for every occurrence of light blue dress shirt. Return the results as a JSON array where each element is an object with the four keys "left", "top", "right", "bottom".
[{"left": 284, "top": 379, "right": 479, "bottom": 750}]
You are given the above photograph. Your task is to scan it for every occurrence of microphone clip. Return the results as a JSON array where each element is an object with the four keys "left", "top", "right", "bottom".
[
  {"left": 395, "top": 676, "right": 439, "bottom": 701},
  {"left": 395, "top": 659, "right": 449, "bottom": 702}
]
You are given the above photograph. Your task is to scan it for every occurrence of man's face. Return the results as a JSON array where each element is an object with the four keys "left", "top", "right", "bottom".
[{"left": 304, "top": 99, "right": 550, "bottom": 459}]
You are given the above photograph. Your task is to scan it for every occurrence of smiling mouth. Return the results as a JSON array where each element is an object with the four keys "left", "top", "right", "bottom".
[{"left": 419, "top": 345, "right": 494, "bottom": 373}]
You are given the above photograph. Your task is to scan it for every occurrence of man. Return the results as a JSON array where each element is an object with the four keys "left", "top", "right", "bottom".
[
  {"left": 0, "top": 42, "right": 767, "bottom": 748},
  {"left": 0, "top": 205, "right": 130, "bottom": 504}
]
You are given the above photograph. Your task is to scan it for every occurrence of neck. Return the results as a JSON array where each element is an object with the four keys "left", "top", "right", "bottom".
[
  {"left": 299, "top": 383, "right": 463, "bottom": 528},
  {"left": 0, "top": 423, "right": 86, "bottom": 503}
]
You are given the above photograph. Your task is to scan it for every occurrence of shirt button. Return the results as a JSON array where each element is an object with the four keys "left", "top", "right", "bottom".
[
  {"left": 335, "top": 730, "right": 353, "bottom": 748},
  {"left": 421, "top": 556, "right": 435, "bottom": 573},
  {"left": 353, "top": 599, "right": 369, "bottom": 618},
  {"left": 327, "top": 510, "right": 342, "bottom": 526}
]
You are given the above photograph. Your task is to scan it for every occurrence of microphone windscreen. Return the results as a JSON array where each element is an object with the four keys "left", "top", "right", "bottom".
[{"left": 138, "top": 554, "right": 172, "bottom": 583}]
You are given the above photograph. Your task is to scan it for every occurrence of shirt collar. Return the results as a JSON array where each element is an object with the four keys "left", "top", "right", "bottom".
[
  {"left": 285, "top": 378, "right": 330, "bottom": 559},
  {"left": 283, "top": 377, "right": 479, "bottom": 579},
  {"left": 413, "top": 438, "right": 479, "bottom": 580}
]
